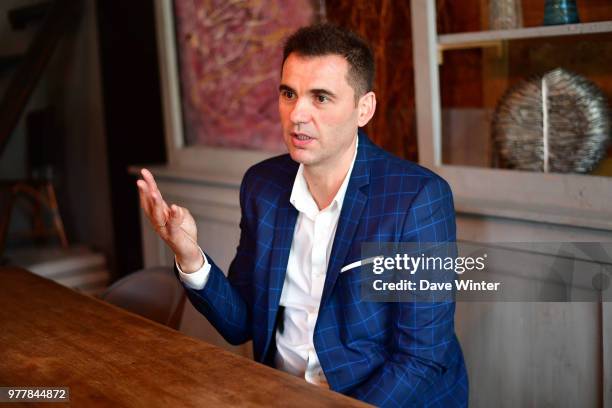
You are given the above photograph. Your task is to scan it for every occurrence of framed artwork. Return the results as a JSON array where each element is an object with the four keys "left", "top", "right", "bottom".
[{"left": 155, "top": 0, "right": 324, "bottom": 175}]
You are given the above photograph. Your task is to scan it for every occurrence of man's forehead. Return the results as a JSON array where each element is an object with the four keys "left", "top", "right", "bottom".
[{"left": 281, "top": 53, "right": 351, "bottom": 88}]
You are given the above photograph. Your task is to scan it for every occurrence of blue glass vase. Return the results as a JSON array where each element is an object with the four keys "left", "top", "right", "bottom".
[{"left": 543, "top": 0, "right": 580, "bottom": 25}]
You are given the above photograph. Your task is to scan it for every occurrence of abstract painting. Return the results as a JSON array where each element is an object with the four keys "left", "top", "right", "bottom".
[{"left": 173, "top": 0, "right": 323, "bottom": 151}]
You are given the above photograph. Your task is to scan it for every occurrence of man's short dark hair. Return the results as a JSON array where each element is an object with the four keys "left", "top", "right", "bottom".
[{"left": 282, "top": 23, "right": 375, "bottom": 99}]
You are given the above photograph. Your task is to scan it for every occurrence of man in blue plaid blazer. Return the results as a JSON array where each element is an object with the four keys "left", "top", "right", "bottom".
[{"left": 138, "top": 24, "right": 467, "bottom": 407}]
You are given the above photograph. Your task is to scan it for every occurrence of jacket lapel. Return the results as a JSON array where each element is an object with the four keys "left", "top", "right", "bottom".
[
  {"left": 320, "top": 132, "right": 371, "bottom": 308},
  {"left": 265, "top": 187, "right": 298, "bottom": 341}
]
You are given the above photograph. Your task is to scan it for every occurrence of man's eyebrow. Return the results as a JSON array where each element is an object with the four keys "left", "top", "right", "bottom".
[
  {"left": 278, "top": 84, "right": 337, "bottom": 99},
  {"left": 309, "top": 88, "right": 337, "bottom": 99},
  {"left": 279, "top": 84, "right": 295, "bottom": 93}
]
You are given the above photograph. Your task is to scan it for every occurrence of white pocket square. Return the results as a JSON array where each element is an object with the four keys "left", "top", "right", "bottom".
[{"left": 340, "top": 256, "right": 383, "bottom": 273}]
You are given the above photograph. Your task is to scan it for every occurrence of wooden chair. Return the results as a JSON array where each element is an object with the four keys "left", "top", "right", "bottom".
[{"left": 0, "top": 179, "right": 68, "bottom": 256}]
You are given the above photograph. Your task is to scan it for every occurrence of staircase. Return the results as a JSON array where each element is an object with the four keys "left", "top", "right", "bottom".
[
  {"left": 0, "top": 0, "right": 110, "bottom": 293},
  {"left": 0, "top": 0, "right": 81, "bottom": 153}
]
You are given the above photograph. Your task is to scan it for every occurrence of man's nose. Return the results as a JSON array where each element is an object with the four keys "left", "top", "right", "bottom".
[{"left": 289, "top": 98, "right": 311, "bottom": 125}]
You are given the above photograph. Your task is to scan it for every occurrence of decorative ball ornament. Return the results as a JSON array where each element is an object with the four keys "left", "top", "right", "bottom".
[{"left": 492, "top": 68, "right": 611, "bottom": 173}]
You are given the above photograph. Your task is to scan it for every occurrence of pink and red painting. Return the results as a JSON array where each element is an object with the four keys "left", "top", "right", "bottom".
[{"left": 173, "top": 0, "right": 323, "bottom": 152}]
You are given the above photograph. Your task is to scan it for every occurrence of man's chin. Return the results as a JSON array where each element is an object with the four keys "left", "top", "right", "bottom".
[{"left": 288, "top": 149, "right": 316, "bottom": 165}]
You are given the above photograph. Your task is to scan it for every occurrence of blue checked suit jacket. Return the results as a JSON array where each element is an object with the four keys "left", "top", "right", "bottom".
[{"left": 180, "top": 131, "right": 468, "bottom": 407}]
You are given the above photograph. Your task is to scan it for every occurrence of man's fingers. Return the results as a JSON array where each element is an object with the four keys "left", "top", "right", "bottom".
[
  {"left": 137, "top": 178, "right": 162, "bottom": 221},
  {"left": 141, "top": 168, "right": 170, "bottom": 212},
  {"left": 141, "top": 168, "right": 161, "bottom": 196},
  {"left": 138, "top": 171, "right": 190, "bottom": 242},
  {"left": 136, "top": 180, "right": 151, "bottom": 213}
]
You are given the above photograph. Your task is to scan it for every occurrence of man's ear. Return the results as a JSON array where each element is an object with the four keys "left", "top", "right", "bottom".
[{"left": 357, "top": 91, "right": 376, "bottom": 127}]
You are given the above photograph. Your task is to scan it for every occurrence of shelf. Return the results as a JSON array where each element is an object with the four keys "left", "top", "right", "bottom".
[{"left": 438, "top": 20, "right": 612, "bottom": 47}]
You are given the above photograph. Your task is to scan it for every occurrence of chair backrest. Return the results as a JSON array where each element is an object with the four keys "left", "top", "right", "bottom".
[{"left": 100, "top": 266, "right": 185, "bottom": 329}]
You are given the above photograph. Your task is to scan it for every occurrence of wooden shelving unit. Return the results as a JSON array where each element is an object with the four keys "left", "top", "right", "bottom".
[
  {"left": 410, "top": 0, "right": 612, "bottom": 231},
  {"left": 436, "top": 21, "right": 612, "bottom": 62},
  {"left": 438, "top": 20, "right": 612, "bottom": 46}
]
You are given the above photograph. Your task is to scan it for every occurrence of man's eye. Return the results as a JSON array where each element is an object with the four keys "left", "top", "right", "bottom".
[
  {"left": 281, "top": 90, "right": 295, "bottom": 99},
  {"left": 316, "top": 95, "right": 329, "bottom": 103}
]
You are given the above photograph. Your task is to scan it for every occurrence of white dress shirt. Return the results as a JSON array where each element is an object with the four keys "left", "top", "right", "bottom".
[{"left": 177, "top": 137, "right": 358, "bottom": 387}]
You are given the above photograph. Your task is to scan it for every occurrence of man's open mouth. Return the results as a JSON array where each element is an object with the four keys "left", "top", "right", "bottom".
[{"left": 292, "top": 133, "right": 313, "bottom": 141}]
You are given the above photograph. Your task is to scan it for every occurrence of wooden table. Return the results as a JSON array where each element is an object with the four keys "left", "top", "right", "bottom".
[{"left": 0, "top": 267, "right": 369, "bottom": 407}]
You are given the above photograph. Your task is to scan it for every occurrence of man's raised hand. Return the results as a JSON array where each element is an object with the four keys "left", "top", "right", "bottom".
[{"left": 136, "top": 168, "right": 204, "bottom": 273}]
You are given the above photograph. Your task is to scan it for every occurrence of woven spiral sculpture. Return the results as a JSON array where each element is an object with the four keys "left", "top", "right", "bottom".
[{"left": 492, "top": 68, "right": 611, "bottom": 173}]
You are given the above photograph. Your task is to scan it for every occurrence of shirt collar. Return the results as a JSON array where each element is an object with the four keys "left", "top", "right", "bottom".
[{"left": 290, "top": 135, "right": 358, "bottom": 219}]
